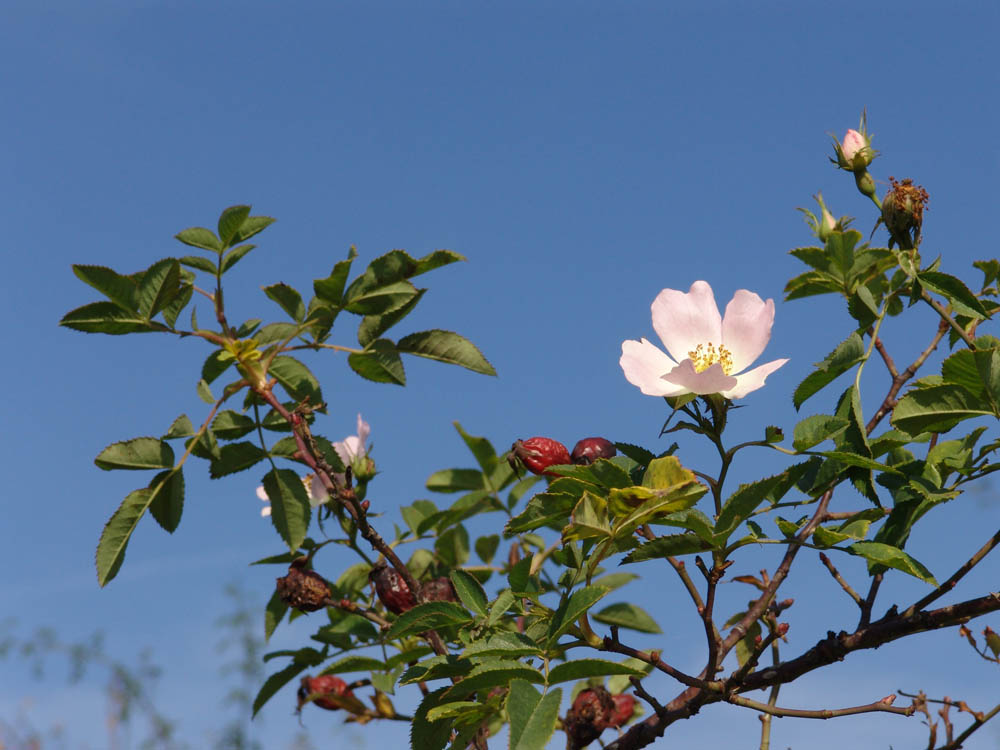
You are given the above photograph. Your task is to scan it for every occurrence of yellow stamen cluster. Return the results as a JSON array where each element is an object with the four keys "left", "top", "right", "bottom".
[{"left": 688, "top": 342, "right": 733, "bottom": 374}]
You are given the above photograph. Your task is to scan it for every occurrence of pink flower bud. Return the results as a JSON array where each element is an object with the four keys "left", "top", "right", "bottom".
[{"left": 841, "top": 129, "right": 865, "bottom": 162}]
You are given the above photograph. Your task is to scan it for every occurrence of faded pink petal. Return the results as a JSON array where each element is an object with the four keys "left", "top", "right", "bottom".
[
  {"left": 334, "top": 413, "right": 371, "bottom": 465},
  {"left": 651, "top": 281, "right": 723, "bottom": 363},
  {"left": 842, "top": 129, "right": 865, "bottom": 162},
  {"left": 661, "top": 359, "right": 738, "bottom": 395},
  {"left": 721, "top": 290, "right": 774, "bottom": 372},
  {"left": 720, "top": 358, "right": 789, "bottom": 399},
  {"left": 620, "top": 338, "right": 688, "bottom": 397}
]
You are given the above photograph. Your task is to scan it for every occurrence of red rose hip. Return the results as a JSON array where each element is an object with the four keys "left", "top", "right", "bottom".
[
  {"left": 369, "top": 560, "right": 417, "bottom": 615},
  {"left": 570, "top": 437, "right": 617, "bottom": 465},
  {"left": 510, "top": 437, "right": 571, "bottom": 476},
  {"left": 297, "top": 675, "right": 355, "bottom": 712}
]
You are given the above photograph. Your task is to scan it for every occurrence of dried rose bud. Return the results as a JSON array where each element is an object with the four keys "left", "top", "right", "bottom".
[
  {"left": 510, "top": 437, "right": 571, "bottom": 476},
  {"left": 297, "top": 675, "right": 355, "bottom": 712},
  {"left": 570, "top": 437, "right": 617, "bottom": 465},
  {"left": 607, "top": 693, "right": 637, "bottom": 728},
  {"left": 276, "top": 560, "right": 330, "bottom": 612},
  {"left": 421, "top": 576, "right": 458, "bottom": 603},
  {"left": 369, "top": 560, "right": 417, "bottom": 615},
  {"left": 564, "top": 687, "right": 615, "bottom": 749},
  {"left": 881, "top": 176, "right": 929, "bottom": 249}
]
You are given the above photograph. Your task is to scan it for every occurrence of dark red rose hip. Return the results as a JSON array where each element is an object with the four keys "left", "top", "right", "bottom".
[
  {"left": 607, "top": 693, "right": 637, "bottom": 728},
  {"left": 297, "top": 675, "right": 355, "bottom": 712},
  {"left": 275, "top": 559, "right": 330, "bottom": 612},
  {"left": 421, "top": 576, "right": 458, "bottom": 603},
  {"left": 570, "top": 437, "right": 617, "bottom": 465},
  {"left": 369, "top": 560, "right": 417, "bottom": 615},
  {"left": 564, "top": 686, "right": 616, "bottom": 749}
]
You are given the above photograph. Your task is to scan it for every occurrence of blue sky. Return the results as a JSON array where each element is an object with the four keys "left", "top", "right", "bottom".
[{"left": 4, "top": 1, "right": 1000, "bottom": 748}]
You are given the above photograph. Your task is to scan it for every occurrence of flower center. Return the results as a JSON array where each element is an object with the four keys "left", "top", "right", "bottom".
[{"left": 688, "top": 342, "right": 733, "bottom": 374}]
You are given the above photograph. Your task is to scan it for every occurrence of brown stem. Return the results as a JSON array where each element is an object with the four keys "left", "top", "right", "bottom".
[
  {"left": 903, "top": 527, "right": 1000, "bottom": 617},
  {"left": 727, "top": 693, "right": 913, "bottom": 719},
  {"left": 602, "top": 627, "right": 715, "bottom": 691},
  {"left": 858, "top": 572, "right": 883, "bottom": 629},
  {"left": 818, "top": 552, "right": 863, "bottom": 607}
]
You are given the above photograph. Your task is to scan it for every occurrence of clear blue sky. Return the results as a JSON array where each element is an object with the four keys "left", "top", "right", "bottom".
[{"left": 4, "top": 1, "right": 999, "bottom": 748}]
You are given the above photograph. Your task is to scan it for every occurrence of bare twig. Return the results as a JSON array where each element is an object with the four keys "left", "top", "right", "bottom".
[
  {"left": 818, "top": 552, "right": 863, "bottom": 606},
  {"left": 903, "top": 527, "right": 1000, "bottom": 617},
  {"left": 726, "top": 692, "right": 914, "bottom": 719}
]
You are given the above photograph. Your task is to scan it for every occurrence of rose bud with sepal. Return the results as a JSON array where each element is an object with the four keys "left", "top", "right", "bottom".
[
  {"left": 368, "top": 559, "right": 417, "bottom": 615},
  {"left": 297, "top": 675, "right": 366, "bottom": 714},
  {"left": 275, "top": 557, "right": 330, "bottom": 612},
  {"left": 570, "top": 437, "right": 617, "bottom": 465},
  {"left": 509, "top": 437, "right": 571, "bottom": 476},
  {"left": 564, "top": 686, "right": 615, "bottom": 749}
]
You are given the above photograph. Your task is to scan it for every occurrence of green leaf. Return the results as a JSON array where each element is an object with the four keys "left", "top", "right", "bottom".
[
  {"left": 505, "top": 491, "right": 578, "bottom": 535},
  {"left": 453, "top": 422, "right": 498, "bottom": 474},
  {"left": 262, "top": 468, "right": 311, "bottom": 552},
  {"left": 847, "top": 541, "right": 937, "bottom": 585},
  {"left": 442, "top": 664, "right": 544, "bottom": 700},
  {"left": 72, "top": 264, "right": 138, "bottom": 311},
  {"left": 622, "top": 533, "right": 715, "bottom": 563},
  {"left": 137, "top": 258, "right": 181, "bottom": 319},
  {"left": 410, "top": 687, "right": 453, "bottom": 750},
  {"left": 269, "top": 356, "right": 323, "bottom": 405},
  {"left": 320, "top": 655, "right": 390, "bottom": 674},
  {"left": 358, "top": 289, "right": 426, "bottom": 347},
  {"left": 264, "top": 588, "right": 288, "bottom": 641},
  {"left": 148, "top": 469, "right": 184, "bottom": 533},
  {"left": 615, "top": 442, "right": 656, "bottom": 466},
  {"left": 254, "top": 322, "right": 299, "bottom": 345},
  {"left": 95, "top": 489, "right": 150, "bottom": 585},
  {"left": 218, "top": 205, "right": 251, "bottom": 246},
  {"left": 892, "top": 383, "right": 995, "bottom": 435},
  {"left": 161, "top": 282, "right": 192, "bottom": 329},
  {"left": 211, "top": 410, "right": 256, "bottom": 440},
  {"left": 449, "top": 569, "right": 488, "bottom": 616},
  {"left": 163, "top": 414, "right": 195, "bottom": 439},
  {"left": 175, "top": 226, "right": 221, "bottom": 252},
  {"left": 507, "top": 680, "right": 562, "bottom": 750},
  {"left": 313, "top": 249, "right": 357, "bottom": 306},
  {"left": 263, "top": 283, "right": 306, "bottom": 322},
  {"left": 95, "top": 437, "right": 174, "bottom": 471},
  {"left": 792, "top": 415, "right": 850, "bottom": 452},
  {"left": 221, "top": 243, "right": 256, "bottom": 273},
  {"left": 234, "top": 215, "right": 275, "bottom": 243},
  {"left": 210, "top": 442, "right": 268, "bottom": 478},
  {"left": 348, "top": 339, "right": 406, "bottom": 385},
  {"left": 383, "top": 602, "right": 474, "bottom": 641},
  {"left": 475, "top": 534, "right": 500, "bottom": 564},
  {"left": 592, "top": 603, "right": 662, "bottom": 634},
  {"left": 547, "top": 587, "right": 610, "bottom": 645},
  {"left": 426, "top": 468, "right": 485, "bottom": 493},
  {"left": 397, "top": 330, "right": 496, "bottom": 376},
  {"left": 179, "top": 255, "right": 217, "bottom": 274},
  {"left": 344, "top": 279, "right": 419, "bottom": 315},
  {"left": 657, "top": 508, "right": 715, "bottom": 542},
  {"left": 919, "top": 271, "right": 989, "bottom": 319},
  {"left": 201, "top": 351, "right": 233, "bottom": 385},
  {"left": 60, "top": 301, "right": 162, "bottom": 335},
  {"left": 197, "top": 378, "right": 215, "bottom": 404},
  {"left": 794, "top": 333, "right": 865, "bottom": 409},
  {"left": 547, "top": 659, "right": 645, "bottom": 684},
  {"left": 252, "top": 662, "right": 309, "bottom": 718}
]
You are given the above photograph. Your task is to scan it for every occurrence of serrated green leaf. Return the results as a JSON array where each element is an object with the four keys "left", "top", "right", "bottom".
[
  {"left": 592, "top": 603, "right": 662, "bottom": 634},
  {"left": 197, "top": 378, "right": 215, "bottom": 404},
  {"left": 175, "top": 226, "right": 221, "bottom": 252},
  {"left": 547, "top": 587, "right": 610, "bottom": 645},
  {"left": 504, "top": 491, "right": 578, "bottom": 535},
  {"left": 221, "top": 243, "right": 256, "bottom": 273},
  {"left": 358, "top": 289, "right": 426, "bottom": 347},
  {"left": 71, "top": 264, "right": 139, "bottom": 311},
  {"left": 211, "top": 409, "right": 256, "bottom": 440},
  {"left": 443, "top": 664, "right": 544, "bottom": 700},
  {"left": 218, "top": 205, "right": 251, "bottom": 246},
  {"left": 793, "top": 415, "right": 850, "bottom": 451},
  {"left": 95, "top": 437, "right": 174, "bottom": 471},
  {"left": 137, "top": 258, "right": 181, "bottom": 319},
  {"left": 383, "top": 601, "right": 474, "bottom": 641},
  {"left": 348, "top": 339, "right": 406, "bottom": 385},
  {"left": 320, "top": 655, "right": 389, "bottom": 674},
  {"left": 264, "top": 588, "right": 288, "bottom": 641},
  {"left": 475, "top": 534, "right": 500, "bottom": 564},
  {"left": 794, "top": 332, "right": 865, "bottom": 409},
  {"left": 453, "top": 422, "right": 497, "bottom": 474},
  {"left": 269, "top": 356, "right": 323, "bottom": 405},
  {"left": 163, "top": 414, "right": 195, "bottom": 439},
  {"left": 507, "top": 680, "right": 562, "bottom": 750},
  {"left": 60, "top": 301, "right": 162, "bottom": 335},
  {"left": 547, "top": 659, "right": 645, "bottom": 684},
  {"left": 847, "top": 541, "right": 937, "bottom": 585},
  {"left": 621, "top": 533, "right": 715, "bottom": 563},
  {"left": 179, "top": 255, "right": 217, "bottom": 274},
  {"left": 397, "top": 329, "right": 496, "bottom": 376},
  {"left": 210, "top": 442, "right": 268, "bottom": 478},
  {"left": 410, "top": 687, "right": 452, "bottom": 750},
  {"left": 892, "top": 383, "right": 995, "bottom": 435},
  {"left": 262, "top": 468, "right": 311, "bottom": 552},
  {"left": 263, "top": 283, "right": 306, "bottom": 322},
  {"left": 449, "top": 569, "right": 488, "bottom": 616},
  {"left": 252, "top": 662, "right": 308, "bottom": 717},
  {"left": 313, "top": 249, "right": 357, "bottom": 306},
  {"left": 95, "top": 489, "right": 149, "bottom": 585},
  {"left": 148, "top": 469, "right": 184, "bottom": 533},
  {"left": 344, "top": 279, "right": 419, "bottom": 315},
  {"left": 656, "top": 508, "right": 715, "bottom": 542},
  {"left": 234, "top": 215, "right": 275, "bottom": 243},
  {"left": 919, "top": 271, "right": 989, "bottom": 319},
  {"left": 426, "top": 468, "right": 485, "bottom": 493}
]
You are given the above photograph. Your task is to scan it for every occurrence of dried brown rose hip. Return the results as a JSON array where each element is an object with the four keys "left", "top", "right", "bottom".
[
  {"left": 509, "top": 437, "right": 571, "bottom": 476},
  {"left": 564, "top": 686, "right": 615, "bottom": 749},
  {"left": 275, "top": 559, "right": 330, "bottom": 612},
  {"left": 368, "top": 560, "right": 417, "bottom": 615},
  {"left": 608, "top": 693, "right": 637, "bottom": 728},
  {"left": 297, "top": 674, "right": 355, "bottom": 712},
  {"left": 570, "top": 437, "right": 617, "bottom": 465},
  {"left": 421, "top": 576, "right": 458, "bottom": 603}
]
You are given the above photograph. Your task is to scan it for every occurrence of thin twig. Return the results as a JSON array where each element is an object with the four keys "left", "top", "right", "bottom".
[
  {"left": 726, "top": 693, "right": 914, "bottom": 719},
  {"left": 602, "top": 627, "right": 715, "bottom": 691},
  {"left": 858, "top": 572, "right": 883, "bottom": 629},
  {"left": 903, "top": 527, "right": 1000, "bottom": 617},
  {"left": 818, "top": 552, "right": 863, "bottom": 607}
]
